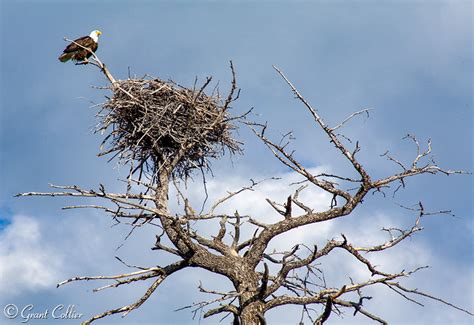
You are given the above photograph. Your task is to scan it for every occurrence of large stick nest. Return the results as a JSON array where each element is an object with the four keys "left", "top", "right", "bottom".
[{"left": 96, "top": 69, "right": 242, "bottom": 181}]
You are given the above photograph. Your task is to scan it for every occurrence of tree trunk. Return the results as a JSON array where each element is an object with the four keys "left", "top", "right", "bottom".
[
  {"left": 237, "top": 269, "right": 266, "bottom": 325},
  {"left": 240, "top": 300, "right": 265, "bottom": 324}
]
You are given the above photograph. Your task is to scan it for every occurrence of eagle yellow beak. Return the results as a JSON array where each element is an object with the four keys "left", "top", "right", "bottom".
[{"left": 97, "top": 31, "right": 102, "bottom": 36}]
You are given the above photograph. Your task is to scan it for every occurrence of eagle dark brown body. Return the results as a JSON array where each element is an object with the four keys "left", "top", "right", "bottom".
[{"left": 58, "top": 30, "right": 101, "bottom": 63}]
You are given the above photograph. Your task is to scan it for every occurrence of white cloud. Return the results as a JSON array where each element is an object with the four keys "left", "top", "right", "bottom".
[
  {"left": 0, "top": 215, "right": 63, "bottom": 297},
  {"left": 0, "top": 168, "right": 471, "bottom": 324},
  {"left": 169, "top": 167, "right": 334, "bottom": 251}
]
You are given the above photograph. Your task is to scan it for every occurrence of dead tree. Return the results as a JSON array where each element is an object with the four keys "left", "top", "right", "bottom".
[{"left": 17, "top": 44, "right": 472, "bottom": 324}]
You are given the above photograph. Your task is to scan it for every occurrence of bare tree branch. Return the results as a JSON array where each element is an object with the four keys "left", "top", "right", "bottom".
[{"left": 19, "top": 61, "right": 471, "bottom": 324}]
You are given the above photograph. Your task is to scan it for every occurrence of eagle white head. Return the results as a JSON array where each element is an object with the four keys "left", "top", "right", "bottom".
[{"left": 89, "top": 30, "right": 102, "bottom": 42}]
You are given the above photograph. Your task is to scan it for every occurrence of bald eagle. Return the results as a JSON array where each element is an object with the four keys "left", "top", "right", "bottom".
[{"left": 58, "top": 30, "right": 101, "bottom": 63}]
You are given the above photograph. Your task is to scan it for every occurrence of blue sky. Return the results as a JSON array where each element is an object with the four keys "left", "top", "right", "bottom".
[{"left": 0, "top": 1, "right": 472, "bottom": 324}]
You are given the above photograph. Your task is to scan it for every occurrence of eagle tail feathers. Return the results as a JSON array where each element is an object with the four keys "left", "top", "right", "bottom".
[{"left": 58, "top": 53, "right": 72, "bottom": 62}]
